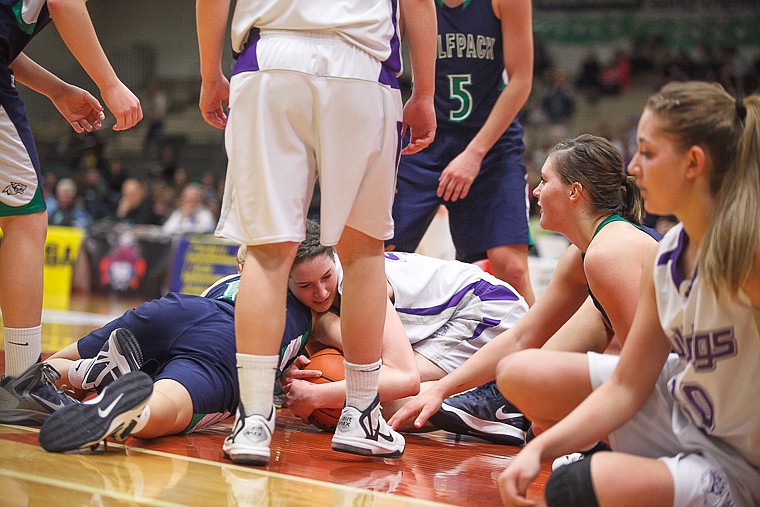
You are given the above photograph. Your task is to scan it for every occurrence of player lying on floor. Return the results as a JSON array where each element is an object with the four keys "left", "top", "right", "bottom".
[
  {"left": 39, "top": 218, "right": 529, "bottom": 451},
  {"left": 38, "top": 248, "right": 314, "bottom": 451},
  {"left": 37, "top": 227, "right": 422, "bottom": 451},
  {"left": 281, "top": 221, "right": 529, "bottom": 445}
]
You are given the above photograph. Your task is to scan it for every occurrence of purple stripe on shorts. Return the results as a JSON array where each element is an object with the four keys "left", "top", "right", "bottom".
[
  {"left": 232, "top": 28, "right": 261, "bottom": 76},
  {"left": 472, "top": 280, "right": 520, "bottom": 302},
  {"left": 396, "top": 284, "right": 475, "bottom": 316},
  {"left": 471, "top": 317, "right": 501, "bottom": 341},
  {"left": 396, "top": 279, "right": 519, "bottom": 317}
]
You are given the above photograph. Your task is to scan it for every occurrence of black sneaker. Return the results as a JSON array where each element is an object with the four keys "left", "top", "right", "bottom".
[
  {"left": 0, "top": 362, "right": 78, "bottom": 425},
  {"left": 80, "top": 328, "right": 143, "bottom": 393},
  {"left": 429, "top": 380, "right": 528, "bottom": 446},
  {"left": 39, "top": 370, "right": 153, "bottom": 452}
]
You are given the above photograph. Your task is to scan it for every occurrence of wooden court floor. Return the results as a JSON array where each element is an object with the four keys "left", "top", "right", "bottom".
[{"left": 0, "top": 295, "right": 551, "bottom": 506}]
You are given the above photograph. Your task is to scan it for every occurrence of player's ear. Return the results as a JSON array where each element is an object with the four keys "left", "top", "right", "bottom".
[
  {"left": 685, "top": 144, "right": 707, "bottom": 180},
  {"left": 569, "top": 182, "right": 583, "bottom": 201}
]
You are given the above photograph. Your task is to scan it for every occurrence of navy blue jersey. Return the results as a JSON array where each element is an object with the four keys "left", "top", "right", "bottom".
[
  {"left": 201, "top": 273, "right": 313, "bottom": 374},
  {"left": 78, "top": 276, "right": 313, "bottom": 418},
  {"left": 1, "top": 0, "right": 51, "bottom": 64},
  {"left": 435, "top": 0, "right": 504, "bottom": 131}
]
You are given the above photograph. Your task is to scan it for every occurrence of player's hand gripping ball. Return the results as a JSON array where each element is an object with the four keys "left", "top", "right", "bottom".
[{"left": 305, "top": 347, "right": 345, "bottom": 431}]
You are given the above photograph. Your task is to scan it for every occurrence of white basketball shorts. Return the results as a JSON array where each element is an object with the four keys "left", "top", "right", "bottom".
[{"left": 217, "top": 30, "right": 403, "bottom": 246}]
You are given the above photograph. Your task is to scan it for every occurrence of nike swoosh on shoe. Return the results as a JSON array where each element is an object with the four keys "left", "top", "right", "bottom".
[
  {"left": 495, "top": 405, "right": 522, "bottom": 421},
  {"left": 30, "top": 394, "right": 66, "bottom": 411},
  {"left": 98, "top": 394, "right": 124, "bottom": 418}
]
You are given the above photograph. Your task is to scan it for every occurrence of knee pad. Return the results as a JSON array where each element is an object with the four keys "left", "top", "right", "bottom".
[{"left": 545, "top": 457, "right": 600, "bottom": 507}]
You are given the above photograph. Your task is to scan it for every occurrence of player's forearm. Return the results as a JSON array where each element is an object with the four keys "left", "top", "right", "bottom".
[
  {"left": 315, "top": 366, "right": 419, "bottom": 410},
  {"left": 400, "top": 0, "right": 436, "bottom": 99},
  {"left": 47, "top": 0, "right": 120, "bottom": 90},
  {"left": 465, "top": 74, "right": 532, "bottom": 158},
  {"left": 435, "top": 339, "right": 511, "bottom": 398},
  {"left": 8, "top": 53, "right": 67, "bottom": 98},
  {"left": 196, "top": 0, "right": 230, "bottom": 82}
]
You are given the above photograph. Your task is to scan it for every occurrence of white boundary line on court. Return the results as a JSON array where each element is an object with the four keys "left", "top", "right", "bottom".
[{"left": 3, "top": 425, "right": 453, "bottom": 507}]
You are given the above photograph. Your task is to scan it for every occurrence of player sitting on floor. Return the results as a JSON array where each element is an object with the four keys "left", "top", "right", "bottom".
[{"left": 389, "top": 134, "right": 661, "bottom": 446}]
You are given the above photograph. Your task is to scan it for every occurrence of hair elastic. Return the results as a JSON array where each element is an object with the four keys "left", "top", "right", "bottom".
[{"left": 736, "top": 97, "right": 747, "bottom": 122}]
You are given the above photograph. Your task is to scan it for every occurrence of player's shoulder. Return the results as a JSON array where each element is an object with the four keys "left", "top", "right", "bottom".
[{"left": 200, "top": 273, "right": 241, "bottom": 300}]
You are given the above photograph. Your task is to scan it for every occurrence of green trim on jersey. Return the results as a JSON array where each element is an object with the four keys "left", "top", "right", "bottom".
[
  {"left": 592, "top": 214, "right": 628, "bottom": 239},
  {"left": 0, "top": 186, "right": 46, "bottom": 217},
  {"left": 436, "top": 0, "right": 473, "bottom": 8}
]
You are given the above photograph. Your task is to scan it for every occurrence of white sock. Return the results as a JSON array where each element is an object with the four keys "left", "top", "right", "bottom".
[
  {"left": 67, "top": 358, "right": 92, "bottom": 389},
  {"left": 3, "top": 326, "right": 42, "bottom": 377},
  {"left": 236, "top": 353, "right": 278, "bottom": 416},
  {"left": 344, "top": 359, "right": 381, "bottom": 411}
]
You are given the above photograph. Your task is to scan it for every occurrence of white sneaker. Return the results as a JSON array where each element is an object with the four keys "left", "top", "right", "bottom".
[
  {"left": 223, "top": 405, "right": 275, "bottom": 466},
  {"left": 80, "top": 328, "right": 143, "bottom": 392},
  {"left": 551, "top": 452, "right": 584, "bottom": 471},
  {"left": 331, "top": 395, "right": 404, "bottom": 458}
]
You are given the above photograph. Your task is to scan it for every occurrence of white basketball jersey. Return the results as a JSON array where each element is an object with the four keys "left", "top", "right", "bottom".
[
  {"left": 230, "top": 0, "right": 398, "bottom": 60},
  {"left": 655, "top": 223, "right": 760, "bottom": 468},
  {"left": 383, "top": 252, "right": 526, "bottom": 344}
]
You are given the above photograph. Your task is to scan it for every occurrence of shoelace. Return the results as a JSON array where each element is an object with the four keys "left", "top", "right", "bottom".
[
  {"left": 40, "top": 363, "right": 72, "bottom": 398},
  {"left": 40, "top": 363, "right": 62, "bottom": 383},
  {"left": 470, "top": 382, "right": 500, "bottom": 400}
]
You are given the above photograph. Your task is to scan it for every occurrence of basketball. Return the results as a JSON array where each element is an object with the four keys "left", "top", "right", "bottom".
[{"left": 305, "top": 346, "right": 345, "bottom": 431}]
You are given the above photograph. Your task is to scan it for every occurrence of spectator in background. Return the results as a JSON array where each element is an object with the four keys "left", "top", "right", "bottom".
[
  {"left": 170, "top": 166, "right": 189, "bottom": 195},
  {"left": 199, "top": 170, "right": 221, "bottom": 218},
  {"left": 115, "top": 178, "right": 160, "bottom": 226},
  {"left": 142, "top": 80, "right": 169, "bottom": 157},
  {"left": 80, "top": 164, "right": 113, "bottom": 221},
  {"left": 48, "top": 178, "right": 93, "bottom": 229},
  {"left": 541, "top": 69, "right": 575, "bottom": 124},
  {"left": 575, "top": 51, "right": 602, "bottom": 102},
  {"left": 161, "top": 184, "right": 216, "bottom": 235},
  {"left": 154, "top": 143, "right": 179, "bottom": 185},
  {"left": 150, "top": 182, "right": 177, "bottom": 226},
  {"left": 42, "top": 172, "right": 59, "bottom": 214},
  {"left": 105, "top": 158, "right": 129, "bottom": 209},
  {"left": 612, "top": 49, "right": 631, "bottom": 91}
]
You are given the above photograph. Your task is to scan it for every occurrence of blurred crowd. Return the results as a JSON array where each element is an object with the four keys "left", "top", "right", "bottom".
[{"left": 41, "top": 33, "right": 758, "bottom": 243}]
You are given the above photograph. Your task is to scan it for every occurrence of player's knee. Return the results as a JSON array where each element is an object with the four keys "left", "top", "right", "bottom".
[
  {"left": 488, "top": 256, "right": 530, "bottom": 289},
  {"left": 545, "top": 458, "right": 600, "bottom": 507},
  {"left": 497, "top": 349, "right": 540, "bottom": 389}
]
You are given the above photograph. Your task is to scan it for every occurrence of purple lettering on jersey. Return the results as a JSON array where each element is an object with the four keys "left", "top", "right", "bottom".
[
  {"left": 669, "top": 326, "right": 736, "bottom": 372},
  {"left": 682, "top": 383, "right": 715, "bottom": 430}
]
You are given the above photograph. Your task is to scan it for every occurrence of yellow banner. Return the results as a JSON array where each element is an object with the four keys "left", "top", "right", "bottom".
[{"left": 43, "top": 226, "right": 85, "bottom": 309}]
